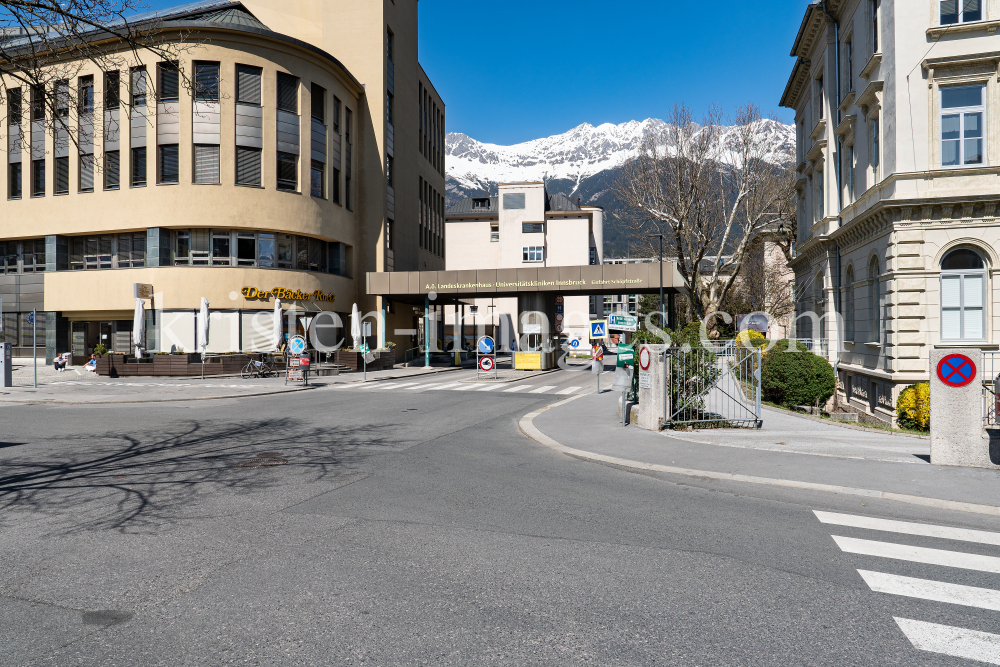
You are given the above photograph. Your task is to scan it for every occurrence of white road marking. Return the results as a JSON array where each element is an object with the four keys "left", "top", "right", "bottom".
[
  {"left": 832, "top": 535, "right": 1000, "bottom": 574},
  {"left": 815, "top": 511, "right": 1000, "bottom": 546},
  {"left": 473, "top": 385, "right": 503, "bottom": 392},
  {"left": 859, "top": 570, "right": 1000, "bottom": 611},
  {"left": 418, "top": 382, "right": 463, "bottom": 391},
  {"left": 357, "top": 382, "right": 405, "bottom": 390},
  {"left": 529, "top": 386, "right": 556, "bottom": 394},
  {"left": 389, "top": 383, "right": 420, "bottom": 390},
  {"left": 503, "top": 385, "right": 533, "bottom": 393},
  {"left": 556, "top": 386, "right": 582, "bottom": 395},
  {"left": 894, "top": 617, "right": 1000, "bottom": 665}
]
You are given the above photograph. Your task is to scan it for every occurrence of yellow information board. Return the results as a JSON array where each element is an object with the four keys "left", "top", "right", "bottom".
[{"left": 514, "top": 352, "right": 543, "bottom": 370}]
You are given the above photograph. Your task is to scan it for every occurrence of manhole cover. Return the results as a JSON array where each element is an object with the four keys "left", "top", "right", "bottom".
[{"left": 233, "top": 457, "right": 288, "bottom": 469}]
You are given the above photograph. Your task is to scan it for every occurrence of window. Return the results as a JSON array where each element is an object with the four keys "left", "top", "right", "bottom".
[
  {"left": 871, "top": 0, "right": 880, "bottom": 53},
  {"left": 277, "top": 234, "right": 293, "bottom": 268},
  {"left": 872, "top": 115, "right": 880, "bottom": 175},
  {"left": 503, "top": 193, "right": 526, "bottom": 209},
  {"left": 55, "top": 156, "right": 69, "bottom": 194},
  {"left": 117, "top": 233, "right": 146, "bottom": 267},
  {"left": 386, "top": 155, "right": 393, "bottom": 188},
  {"left": 332, "top": 168, "right": 341, "bottom": 203},
  {"left": 159, "top": 144, "right": 179, "bottom": 183},
  {"left": 941, "top": 248, "right": 986, "bottom": 341},
  {"left": 277, "top": 73, "right": 298, "bottom": 113},
  {"left": 174, "top": 229, "right": 209, "bottom": 265},
  {"left": 236, "top": 146, "right": 261, "bottom": 186},
  {"left": 130, "top": 66, "right": 147, "bottom": 108},
  {"left": 473, "top": 198, "right": 490, "bottom": 210},
  {"left": 845, "top": 40, "right": 853, "bottom": 92},
  {"left": 20, "top": 239, "right": 45, "bottom": 273},
  {"left": 311, "top": 83, "right": 325, "bottom": 121},
  {"left": 345, "top": 108, "right": 352, "bottom": 210},
  {"left": 30, "top": 84, "right": 44, "bottom": 121},
  {"left": 333, "top": 96, "right": 341, "bottom": 134},
  {"left": 31, "top": 159, "right": 44, "bottom": 196},
  {"left": 104, "top": 71, "right": 120, "bottom": 108},
  {"left": 194, "top": 62, "right": 220, "bottom": 102},
  {"left": 523, "top": 246, "right": 544, "bottom": 262},
  {"left": 79, "top": 76, "right": 94, "bottom": 112},
  {"left": 55, "top": 80, "right": 69, "bottom": 119},
  {"left": 490, "top": 224, "right": 499, "bottom": 242},
  {"left": 174, "top": 231, "right": 190, "bottom": 265},
  {"left": 258, "top": 233, "right": 275, "bottom": 268},
  {"left": 522, "top": 222, "right": 544, "bottom": 234},
  {"left": 236, "top": 65, "right": 262, "bottom": 105},
  {"left": 847, "top": 145, "right": 855, "bottom": 202},
  {"left": 212, "top": 230, "right": 231, "bottom": 265},
  {"left": 386, "top": 92, "right": 393, "bottom": 125},
  {"left": 386, "top": 218, "right": 394, "bottom": 252},
  {"left": 105, "top": 150, "right": 120, "bottom": 189},
  {"left": 817, "top": 76, "right": 824, "bottom": 120},
  {"left": 845, "top": 266, "right": 855, "bottom": 341},
  {"left": 0, "top": 242, "right": 16, "bottom": 273},
  {"left": 311, "top": 160, "right": 325, "bottom": 198},
  {"left": 158, "top": 62, "right": 179, "bottom": 102},
  {"left": 868, "top": 257, "right": 880, "bottom": 342},
  {"left": 131, "top": 146, "right": 146, "bottom": 186},
  {"left": 9, "top": 164, "right": 21, "bottom": 199},
  {"left": 941, "top": 0, "right": 981, "bottom": 24},
  {"left": 8, "top": 88, "right": 21, "bottom": 125},
  {"left": 79, "top": 154, "right": 94, "bottom": 192},
  {"left": 194, "top": 144, "right": 220, "bottom": 184},
  {"left": 73, "top": 235, "right": 114, "bottom": 270},
  {"left": 590, "top": 247, "right": 597, "bottom": 265},
  {"left": 386, "top": 30, "right": 394, "bottom": 62},
  {"left": 941, "top": 84, "right": 985, "bottom": 167},
  {"left": 277, "top": 152, "right": 297, "bottom": 191}
]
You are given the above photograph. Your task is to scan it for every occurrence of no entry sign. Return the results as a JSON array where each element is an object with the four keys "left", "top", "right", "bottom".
[{"left": 937, "top": 353, "right": 976, "bottom": 387}]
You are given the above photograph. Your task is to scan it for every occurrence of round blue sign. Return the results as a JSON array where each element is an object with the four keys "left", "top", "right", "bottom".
[
  {"left": 288, "top": 336, "right": 307, "bottom": 355},
  {"left": 570, "top": 339, "right": 580, "bottom": 348},
  {"left": 477, "top": 336, "right": 495, "bottom": 355}
]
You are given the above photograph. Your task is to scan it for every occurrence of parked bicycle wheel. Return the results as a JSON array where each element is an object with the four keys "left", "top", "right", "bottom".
[{"left": 241, "top": 361, "right": 256, "bottom": 380}]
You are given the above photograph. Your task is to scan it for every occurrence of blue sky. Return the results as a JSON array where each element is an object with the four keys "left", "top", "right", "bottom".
[{"left": 141, "top": 0, "right": 809, "bottom": 145}]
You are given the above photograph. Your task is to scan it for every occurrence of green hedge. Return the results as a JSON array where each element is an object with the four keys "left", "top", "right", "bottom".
[{"left": 761, "top": 340, "right": 835, "bottom": 408}]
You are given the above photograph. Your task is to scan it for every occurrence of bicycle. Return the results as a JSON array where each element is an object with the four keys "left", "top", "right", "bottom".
[{"left": 241, "top": 356, "right": 277, "bottom": 379}]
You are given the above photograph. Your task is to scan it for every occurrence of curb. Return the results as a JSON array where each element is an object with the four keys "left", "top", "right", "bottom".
[
  {"left": 518, "top": 395, "right": 1000, "bottom": 518},
  {"left": 0, "top": 384, "right": 316, "bottom": 406}
]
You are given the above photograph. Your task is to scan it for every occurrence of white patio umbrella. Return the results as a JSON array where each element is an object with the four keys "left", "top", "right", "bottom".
[
  {"left": 272, "top": 299, "right": 283, "bottom": 351},
  {"left": 132, "top": 298, "right": 145, "bottom": 359},
  {"left": 350, "top": 303, "right": 361, "bottom": 350},
  {"left": 198, "top": 297, "right": 210, "bottom": 354}
]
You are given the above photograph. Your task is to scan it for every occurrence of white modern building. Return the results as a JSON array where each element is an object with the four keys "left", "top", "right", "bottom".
[
  {"left": 444, "top": 182, "right": 603, "bottom": 349},
  {"left": 781, "top": 0, "right": 1000, "bottom": 424}
]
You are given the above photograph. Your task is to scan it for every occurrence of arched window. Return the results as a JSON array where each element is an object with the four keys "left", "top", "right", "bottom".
[
  {"left": 941, "top": 248, "right": 986, "bottom": 341},
  {"left": 845, "top": 266, "right": 855, "bottom": 341},
  {"left": 868, "top": 257, "right": 880, "bottom": 343}
]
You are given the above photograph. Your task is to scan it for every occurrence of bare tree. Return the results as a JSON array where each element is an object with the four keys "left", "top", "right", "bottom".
[
  {"left": 615, "top": 103, "right": 797, "bottom": 334},
  {"left": 1, "top": 1, "right": 194, "bottom": 154}
]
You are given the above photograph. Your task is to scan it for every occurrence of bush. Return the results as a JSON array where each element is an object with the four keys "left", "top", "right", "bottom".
[
  {"left": 761, "top": 340, "right": 835, "bottom": 407},
  {"left": 896, "top": 382, "right": 930, "bottom": 431}
]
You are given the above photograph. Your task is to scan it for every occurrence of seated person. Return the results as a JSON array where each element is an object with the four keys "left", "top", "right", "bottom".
[
  {"left": 53, "top": 353, "right": 69, "bottom": 371},
  {"left": 83, "top": 354, "right": 97, "bottom": 372}
]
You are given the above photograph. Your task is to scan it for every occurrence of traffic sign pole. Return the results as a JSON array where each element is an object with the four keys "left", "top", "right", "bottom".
[{"left": 31, "top": 309, "right": 36, "bottom": 388}]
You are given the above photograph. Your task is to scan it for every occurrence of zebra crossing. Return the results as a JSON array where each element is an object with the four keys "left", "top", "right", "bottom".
[
  {"left": 333, "top": 379, "right": 585, "bottom": 397},
  {"left": 816, "top": 510, "right": 1000, "bottom": 664}
]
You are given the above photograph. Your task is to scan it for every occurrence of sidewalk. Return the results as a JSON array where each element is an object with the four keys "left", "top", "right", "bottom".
[
  {"left": 0, "top": 364, "right": 462, "bottom": 405},
  {"left": 524, "top": 391, "right": 1000, "bottom": 516}
]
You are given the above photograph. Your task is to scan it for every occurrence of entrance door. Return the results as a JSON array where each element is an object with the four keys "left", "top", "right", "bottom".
[
  {"left": 71, "top": 322, "right": 87, "bottom": 364},
  {"left": 99, "top": 322, "right": 114, "bottom": 353}
]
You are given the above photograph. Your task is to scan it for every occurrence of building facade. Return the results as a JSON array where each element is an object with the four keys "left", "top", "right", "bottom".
[
  {"left": 781, "top": 0, "right": 1000, "bottom": 424},
  {"left": 444, "top": 182, "right": 603, "bottom": 348},
  {"left": 0, "top": 0, "right": 444, "bottom": 362}
]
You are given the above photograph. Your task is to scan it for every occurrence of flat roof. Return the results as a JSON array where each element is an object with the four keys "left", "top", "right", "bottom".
[{"left": 367, "top": 262, "right": 685, "bottom": 304}]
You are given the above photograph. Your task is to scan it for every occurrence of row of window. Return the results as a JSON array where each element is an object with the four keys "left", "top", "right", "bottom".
[
  {"left": 418, "top": 82, "right": 445, "bottom": 177},
  {"left": 171, "top": 229, "right": 349, "bottom": 275},
  {"left": 420, "top": 177, "right": 444, "bottom": 258},
  {"left": 0, "top": 239, "right": 45, "bottom": 274},
  {"left": 820, "top": 248, "right": 987, "bottom": 345}
]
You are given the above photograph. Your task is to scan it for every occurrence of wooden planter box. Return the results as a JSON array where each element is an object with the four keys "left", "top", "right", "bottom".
[
  {"left": 97, "top": 352, "right": 281, "bottom": 377},
  {"left": 336, "top": 349, "right": 396, "bottom": 371}
]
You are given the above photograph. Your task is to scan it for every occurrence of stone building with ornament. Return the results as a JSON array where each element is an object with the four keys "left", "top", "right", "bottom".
[{"left": 781, "top": 0, "right": 1000, "bottom": 424}]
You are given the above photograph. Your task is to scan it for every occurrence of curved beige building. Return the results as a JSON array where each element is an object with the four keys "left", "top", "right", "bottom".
[{"left": 0, "top": 0, "right": 445, "bottom": 362}]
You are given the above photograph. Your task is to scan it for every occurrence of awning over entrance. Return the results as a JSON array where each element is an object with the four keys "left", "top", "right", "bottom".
[{"left": 366, "top": 262, "right": 685, "bottom": 302}]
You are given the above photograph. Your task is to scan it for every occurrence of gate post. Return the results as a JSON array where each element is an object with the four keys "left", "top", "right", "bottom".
[
  {"left": 929, "top": 348, "right": 999, "bottom": 468},
  {"left": 637, "top": 344, "right": 667, "bottom": 431}
]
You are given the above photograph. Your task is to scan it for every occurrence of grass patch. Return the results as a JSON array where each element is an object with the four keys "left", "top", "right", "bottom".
[{"left": 762, "top": 401, "right": 928, "bottom": 436}]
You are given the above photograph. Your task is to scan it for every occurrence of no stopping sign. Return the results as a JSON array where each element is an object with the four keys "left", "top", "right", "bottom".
[{"left": 937, "top": 353, "right": 976, "bottom": 387}]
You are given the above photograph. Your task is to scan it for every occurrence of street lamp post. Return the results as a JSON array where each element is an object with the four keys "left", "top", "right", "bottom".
[{"left": 648, "top": 233, "right": 664, "bottom": 332}]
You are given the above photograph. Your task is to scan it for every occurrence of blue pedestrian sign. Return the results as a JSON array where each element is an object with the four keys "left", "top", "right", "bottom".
[
  {"left": 589, "top": 320, "right": 608, "bottom": 340},
  {"left": 477, "top": 336, "right": 495, "bottom": 355}
]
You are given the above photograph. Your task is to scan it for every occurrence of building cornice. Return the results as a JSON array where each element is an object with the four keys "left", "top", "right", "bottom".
[
  {"left": 856, "top": 80, "right": 884, "bottom": 112},
  {"left": 860, "top": 52, "right": 882, "bottom": 80},
  {"left": 927, "top": 19, "right": 1000, "bottom": 40}
]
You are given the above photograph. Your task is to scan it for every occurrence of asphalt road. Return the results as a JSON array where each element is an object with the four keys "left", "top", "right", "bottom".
[{"left": 2, "top": 368, "right": 999, "bottom": 665}]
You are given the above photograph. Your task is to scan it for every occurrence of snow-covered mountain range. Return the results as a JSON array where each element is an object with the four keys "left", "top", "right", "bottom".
[
  {"left": 445, "top": 118, "right": 794, "bottom": 254},
  {"left": 445, "top": 118, "right": 794, "bottom": 203}
]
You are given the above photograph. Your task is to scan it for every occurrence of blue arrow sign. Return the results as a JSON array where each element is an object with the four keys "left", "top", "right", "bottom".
[{"left": 477, "top": 337, "right": 495, "bottom": 355}]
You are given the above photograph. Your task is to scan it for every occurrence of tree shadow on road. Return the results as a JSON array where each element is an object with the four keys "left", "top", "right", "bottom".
[{"left": 0, "top": 418, "right": 392, "bottom": 535}]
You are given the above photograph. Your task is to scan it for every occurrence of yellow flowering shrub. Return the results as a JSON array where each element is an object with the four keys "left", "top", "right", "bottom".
[
  {"left": 896, "top": 382, "right": 930, "bottom": 431},
  {"left": 736, "top": 329, "right": 766, "bottom": 348}
]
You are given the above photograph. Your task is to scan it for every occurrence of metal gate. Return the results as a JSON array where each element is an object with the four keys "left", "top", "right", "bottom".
[{"left": 666, "top": 345, "right": 762, "bottom": 428}]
